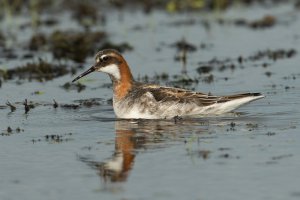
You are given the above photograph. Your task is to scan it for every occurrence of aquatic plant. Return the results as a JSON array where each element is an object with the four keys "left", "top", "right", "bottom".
[
  {"left": 50, "top": 31, "right": 106, "bottom": 63},
  {"left": 0, "top": 32, "right": 5, "bottom": 47},
  {"left": 29, "top": 33, "right": 47, "bottom": 51},
  {"left": 2, "top": 59, "right": 70, "bottom": 81},
  {"left": 69, "top": 0, "right": 99, "bottom": 30}
]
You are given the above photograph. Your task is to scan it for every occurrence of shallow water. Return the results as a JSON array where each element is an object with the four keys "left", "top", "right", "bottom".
[{"left": 1, "top": 2, "right": 300, "bottom": 200}]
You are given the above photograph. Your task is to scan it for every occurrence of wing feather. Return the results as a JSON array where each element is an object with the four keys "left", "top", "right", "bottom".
[{"left": 140, "top": 84, "right": 262, "bottom": 107}]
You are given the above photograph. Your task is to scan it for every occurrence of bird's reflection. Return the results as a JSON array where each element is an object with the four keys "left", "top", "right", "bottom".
[
  {"left": 78, "top": 112, "right": 265, "bottom": 187},
  {"left": 79, "top": 118, "right": 209, "bottom": 183},
  {"left": 99, "top": 124, "right": 144, "bottom": 182}
]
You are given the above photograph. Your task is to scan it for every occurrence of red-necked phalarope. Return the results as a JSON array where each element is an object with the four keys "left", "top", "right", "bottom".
[{"left": 72, "top": 49, "right": 264, "bottom": 119}]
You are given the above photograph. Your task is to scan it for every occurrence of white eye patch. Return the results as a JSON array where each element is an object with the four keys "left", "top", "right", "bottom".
[
  {"left": 98, "top": 64, "right": 121, "bottom": 80},
  {"left": 96, "top": 55, "right": 109, "bottom": 63},
  {"left": 101, "top": 55, "right": 108, "bottom": 60}
]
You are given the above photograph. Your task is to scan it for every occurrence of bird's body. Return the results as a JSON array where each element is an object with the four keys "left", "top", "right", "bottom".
[
  {"left": 113, "top": 82, "right": 263, "bottom": 119},
  {"left": 72, "top": 49, "right": 264, "bottom": 119}
]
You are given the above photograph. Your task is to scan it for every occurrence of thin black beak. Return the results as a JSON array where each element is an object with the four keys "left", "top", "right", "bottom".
[{"left": 72, "top": 66, "right": 96, "bottom": 82}]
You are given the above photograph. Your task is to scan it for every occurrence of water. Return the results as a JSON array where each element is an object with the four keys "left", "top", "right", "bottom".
[{"left": 1, "top": 2, "right": 300, "bottom": 200}]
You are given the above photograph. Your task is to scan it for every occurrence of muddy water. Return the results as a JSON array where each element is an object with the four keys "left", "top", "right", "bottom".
[{"left": 1, "top": 3, "right": 300, "bottom": 200}]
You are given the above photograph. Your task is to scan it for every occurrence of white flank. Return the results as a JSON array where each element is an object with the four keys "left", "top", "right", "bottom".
[
  {"left": 199, "top": 95, "right": 265, "bottom": 115},
  {"left": 114, "top": 104, "right": 155, "bottom": 119},
  {"left": 99, "top": 64, "right": 121, "bottom": 80}
]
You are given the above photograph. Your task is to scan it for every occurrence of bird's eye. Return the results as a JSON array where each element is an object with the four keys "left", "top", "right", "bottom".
[{"left": 103, "top": 56, "right": 109, "bottom": 61}]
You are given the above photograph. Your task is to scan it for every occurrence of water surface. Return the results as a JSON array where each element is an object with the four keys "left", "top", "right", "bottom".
[{"left": 1, "top": 2, "right": 300, "bottom": 200}]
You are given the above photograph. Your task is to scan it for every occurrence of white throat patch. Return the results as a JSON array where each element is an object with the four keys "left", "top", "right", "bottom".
[{"left": 98, "top": 64, "right": 121, "bottom": 80}]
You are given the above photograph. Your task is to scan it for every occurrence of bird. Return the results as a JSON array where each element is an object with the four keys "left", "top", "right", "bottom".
[{"left": 72, "top": 49, "right": 264, "bottom": 119}]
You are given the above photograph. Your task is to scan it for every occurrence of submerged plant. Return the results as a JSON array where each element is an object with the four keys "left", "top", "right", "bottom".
[
  {"left": 50, "top": 31, "right": 106, "bottom": 63},
  {"left": 2, "top": 59, "right": 70, "bottom": 81}
]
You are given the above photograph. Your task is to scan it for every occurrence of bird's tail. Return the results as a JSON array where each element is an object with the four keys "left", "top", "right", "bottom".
[{"left": 214, "top": 93, "right": 265, "bottom": 114}]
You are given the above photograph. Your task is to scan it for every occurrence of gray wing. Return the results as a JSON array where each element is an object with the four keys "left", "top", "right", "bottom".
[{"left": 141, "top": 84, "right": 262, "bottom": 106}]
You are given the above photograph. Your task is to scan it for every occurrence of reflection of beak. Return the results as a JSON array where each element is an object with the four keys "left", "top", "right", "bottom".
[{"left": 72, "top": 65, "right": 96, "bottom": 82}]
